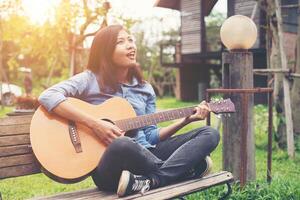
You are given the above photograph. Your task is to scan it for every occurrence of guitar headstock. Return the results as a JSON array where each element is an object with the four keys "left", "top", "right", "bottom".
[{"left": 208, "top": 98, "right": 236, "bottom": 114}]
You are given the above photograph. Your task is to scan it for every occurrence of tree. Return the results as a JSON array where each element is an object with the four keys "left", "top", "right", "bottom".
[
  {"left": 133, "top": 24, "right": 179, "bottom": 97},
  {"left": 266, "top": 0, "right": 287, "bottom": 149},
  {"left": 291, "top": 0, "right": 300, "bottom": 150},
  {"left": 263, "top": 0, "right": 299, "bottom": 154},
  {"left": 0, "top": 0, "right": 128, "bottom": 90},
  {"left": 0, "top": 1, "right": 22, "bottom": 83},
  {"left": 0, "top": 0, "right": 23, "bottom": 107},
  {"left": 205, "top": 11, "right": 226, "bottom": 52}
]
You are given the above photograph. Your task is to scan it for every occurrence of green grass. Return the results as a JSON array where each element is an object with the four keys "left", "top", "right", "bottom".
[
  {"left": 0, "top": 98, "right": 299, "bottom": 200},
  {"left": 0, "top": 106, "right": 13, "bottom": 118}
]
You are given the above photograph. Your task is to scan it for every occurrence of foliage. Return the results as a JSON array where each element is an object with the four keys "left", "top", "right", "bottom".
[
  {"left": 133, "top": 19, "right": 179, "bottom": 97},
  {"left": 0, "top": 0, "right": 139, "bottom": 97},
  {"left": 204, "top": 11, "right": 226, "bottom": 89},
  {"left": 254, "top": 104, "right": 278, "bottom": 150},
  {"left": 187, "top": 178, "right": 300, "bottom": 200},
  {"left": 205, "top": 11, "right": 226, "bottom": 52}
]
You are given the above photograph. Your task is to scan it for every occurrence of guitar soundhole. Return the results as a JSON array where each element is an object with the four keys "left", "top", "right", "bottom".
[{"left": 101, "top": 118, "right": 115, "bottom": 125}]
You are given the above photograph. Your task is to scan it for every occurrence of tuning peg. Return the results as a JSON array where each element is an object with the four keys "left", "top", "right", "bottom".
[
  {"left": 222, "top": 113, "right": 231, "bottom": 118},
  {"left": 216, "top": 114, "right": 222, "bottom": 119}
]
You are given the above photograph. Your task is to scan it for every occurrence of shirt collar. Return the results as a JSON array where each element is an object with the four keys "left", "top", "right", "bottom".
[{"left": 121, "top": 77, "right": 140, "bottom": 87}]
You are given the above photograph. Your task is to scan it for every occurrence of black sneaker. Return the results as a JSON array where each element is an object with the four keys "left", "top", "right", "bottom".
[
  {"left": 196, "top": 156, "right": 213, "bottom": 177},
  {"left": 117, "top": 170, "right": 151, "bottom": 197},
  {"left": 183, "top": 156, "right": 213, "bottom": 180}
]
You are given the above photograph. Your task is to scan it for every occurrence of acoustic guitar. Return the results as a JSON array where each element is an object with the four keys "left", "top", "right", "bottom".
[{"left": 30, "top": 97, "right": 235, "bottom": 183}]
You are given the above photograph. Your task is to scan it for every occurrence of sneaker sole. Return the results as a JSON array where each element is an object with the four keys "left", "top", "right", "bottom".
[
  {"left": 117, "top": 170, "right": 130, "bottom": 197},
  {"left": 201, "top": 156, "right": 213, "bottom": 177}
]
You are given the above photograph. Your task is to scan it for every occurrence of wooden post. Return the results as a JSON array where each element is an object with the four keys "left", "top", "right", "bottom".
[
  {"left": 222, "top": 52, "right": 256, "bottom": 182},
  {"left": 274, "top": 0, "right": 295, "bottom": 158},
  {"left": 69, "top": 34, "right": 76, "bottom": 77}
]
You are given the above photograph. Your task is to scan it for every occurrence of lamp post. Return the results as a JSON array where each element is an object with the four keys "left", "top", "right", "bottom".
[{"left": 220, "top": 15, "right": 257, "bottom": 185}]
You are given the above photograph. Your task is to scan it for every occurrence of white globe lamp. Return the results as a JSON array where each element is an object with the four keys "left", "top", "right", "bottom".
[{"left": 220, "top": 15, "right": 257, "bottom": 50}]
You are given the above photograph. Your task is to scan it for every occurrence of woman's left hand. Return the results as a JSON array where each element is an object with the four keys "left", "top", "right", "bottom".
[{"left": 185, "top": 101, "right": 211, "bottom": 123}]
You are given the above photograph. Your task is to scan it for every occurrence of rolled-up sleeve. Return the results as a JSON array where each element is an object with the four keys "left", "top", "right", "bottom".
[
  {"left": 143, "top": 84, "right": 160, "bottom": 145},
  {"left": 38, "top": 71, "right": 89, "bottom": 112}
]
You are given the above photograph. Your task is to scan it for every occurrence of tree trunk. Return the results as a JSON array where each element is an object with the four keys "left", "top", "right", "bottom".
[
  {"left": 291, "top": 1, "right": 300, "bottom": 139},
  {"left": 267, "top": 0, "right": 287, "bottom": 149},
  {"left": 69, "top": 34, "right": 76, "bottom": 77},
  {"left": 273, "top": 0, "right": 295, "bottom": 157},
  {"left": 270, "top": 23, "right": 287, "bottom": 148},
  {"left": 0, "top": 20, "right": 4, "bottom": 108}
]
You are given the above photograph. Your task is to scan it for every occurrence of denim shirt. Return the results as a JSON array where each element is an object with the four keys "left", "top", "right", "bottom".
[{"left": 38, "top": 70, "right": 160, "bottom": 148}]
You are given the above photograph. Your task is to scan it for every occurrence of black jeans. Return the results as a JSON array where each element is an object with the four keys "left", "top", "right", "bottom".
[{"left": 91, "top": 126, "right": 220, "bottom": 191}]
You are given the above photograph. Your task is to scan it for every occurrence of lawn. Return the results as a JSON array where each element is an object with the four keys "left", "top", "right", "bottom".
[{"left": 0, "top": 97, "right": 299, "bottom": 199}]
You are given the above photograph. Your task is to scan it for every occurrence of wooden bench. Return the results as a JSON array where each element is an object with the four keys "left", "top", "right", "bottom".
[{"left": 0, "top": 114, "right": 234, "bottom": 200}]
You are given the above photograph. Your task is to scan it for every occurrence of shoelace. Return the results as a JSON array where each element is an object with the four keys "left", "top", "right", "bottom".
[{"left": 132, "top": 179, "right": 151, "bottom": 195}]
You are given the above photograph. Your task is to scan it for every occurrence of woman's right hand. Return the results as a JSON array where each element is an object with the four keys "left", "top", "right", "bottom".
[{"left": 88, "top": 119, "right": 124, "bottom": 146}]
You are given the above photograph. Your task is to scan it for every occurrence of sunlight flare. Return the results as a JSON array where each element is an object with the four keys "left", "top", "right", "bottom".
[{"left": 22, "top": 0, "right": 60, "bottom": 24}]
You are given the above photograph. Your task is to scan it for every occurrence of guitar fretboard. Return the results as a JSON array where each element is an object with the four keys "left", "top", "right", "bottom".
[{"left": 115, "top": 106, "right": 195, "bottom": 131}]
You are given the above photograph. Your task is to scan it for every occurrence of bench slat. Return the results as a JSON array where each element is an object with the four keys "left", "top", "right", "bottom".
[
  {"left": 31, "top": 171, "right": 233, "bottom": 200},
  {"left": 0, "top": 144, "right": 32, "bottom": 157},
  {"left": 0, "top": 163, "right": 40, "bottom": 179},
  {"left": 0, "top": 135, "right": 30, "bottom": 147},
  {"left": 75, "top": 191, "right": 117, "bottom": 200},
  {"left": 0, "top": 115, "right": 32, "bottom": 125},
  {"left": 0, "top": 124, "right": 30, "bottom": 136},
  {"left": 32, "top": 188, "right": 116, "bottom": 200},
  {"left": 0, "top": 154, "right": 36, "bottom": 168}
]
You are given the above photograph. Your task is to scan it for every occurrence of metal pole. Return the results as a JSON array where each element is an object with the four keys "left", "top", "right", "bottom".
[
  {"left": 267, "top": 91, "right": 273, "bottom": 183},
  {"left": 240, "top": 94, "right": 249, "bottom": 188},
  {"left": 206, "top": 91, "right": 211, "bottom": 126}
]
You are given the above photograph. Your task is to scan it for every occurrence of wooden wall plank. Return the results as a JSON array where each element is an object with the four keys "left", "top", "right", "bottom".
[
  {"left": 0, "top": 163, "right": 40, "bottom": 179},
  {"left": 0, "top": 154, "right": 36, "bottom": 168},
  {"left": 0, "top": 135, "right": 30, "bottom": 147},
  {"left": 0, "top": 124, "right": 30, "bottom": 135},
  {"left": 0, "top": 144, "right": 32, "bottom": 157},
  {"left": 0, "top": 115, "right": 32, "bottom": 125},
  {"left": 181, "top": 0, "right": 202, "bottom": 54}
]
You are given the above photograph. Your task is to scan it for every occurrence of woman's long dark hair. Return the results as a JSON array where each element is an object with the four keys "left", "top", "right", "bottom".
[{"left": 87, "top": 25, "right": 144, "bottom": 92}]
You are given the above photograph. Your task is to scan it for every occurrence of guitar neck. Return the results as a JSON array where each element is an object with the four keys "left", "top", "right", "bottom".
[{"left": 115, "top": 106, "right": 196, "bottom": 132}]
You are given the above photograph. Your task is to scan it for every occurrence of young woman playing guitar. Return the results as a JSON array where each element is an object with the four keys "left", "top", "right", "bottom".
[{"left": 38, "top": 25, "right": 220, "bottom": 197}]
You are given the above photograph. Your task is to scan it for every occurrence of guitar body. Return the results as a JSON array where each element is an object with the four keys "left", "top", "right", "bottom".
[{"left": 30, "top": 97, "right": 136, "bottom": 182}]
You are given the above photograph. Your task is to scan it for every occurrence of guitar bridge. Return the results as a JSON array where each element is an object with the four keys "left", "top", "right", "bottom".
[{"left": 68, "top": 121, "right": 83, "bottom": 153}]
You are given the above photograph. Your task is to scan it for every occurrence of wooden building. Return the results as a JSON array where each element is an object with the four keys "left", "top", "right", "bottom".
[{"left": 155, "top": 0, "right": 298, "bottom": 103}]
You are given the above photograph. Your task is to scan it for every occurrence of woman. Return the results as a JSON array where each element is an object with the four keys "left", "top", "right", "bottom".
[{"left": 38, "top": 25, "right": 220, "bottom": 197}]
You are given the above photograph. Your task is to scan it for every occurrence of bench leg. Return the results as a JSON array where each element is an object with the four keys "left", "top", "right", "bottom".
[{"left": 219, "top": 182, "right": 232, "bottom": 200}]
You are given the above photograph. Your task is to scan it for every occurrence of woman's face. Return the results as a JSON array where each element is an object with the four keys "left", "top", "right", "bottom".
[{"left": 112, "top": 29, "right": 137, "bottom": 69}]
